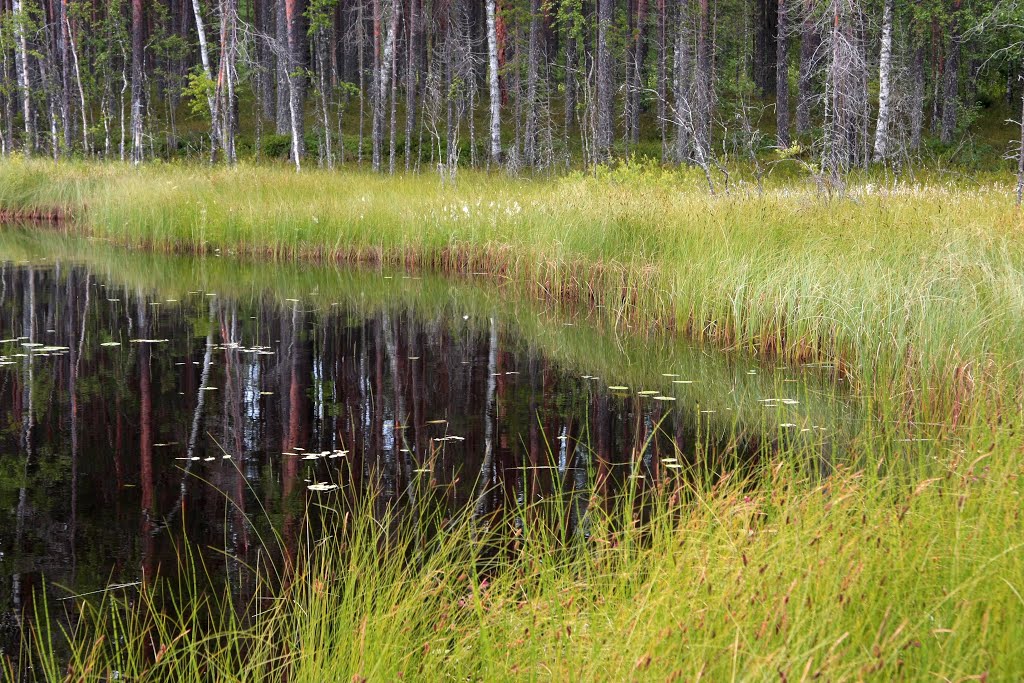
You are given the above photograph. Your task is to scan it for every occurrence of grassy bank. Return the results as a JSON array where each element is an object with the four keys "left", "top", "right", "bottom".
[
  {"left": 1, "top": 159, "right": 1022, "bottom": 424},
  {"left": 2, "top": 163, "right": 1024, "bottom": 680}
]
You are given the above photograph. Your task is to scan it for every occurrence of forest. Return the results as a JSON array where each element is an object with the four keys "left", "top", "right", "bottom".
[{"left": 1, "top": 0, "right": 1023, "bottom": 185}]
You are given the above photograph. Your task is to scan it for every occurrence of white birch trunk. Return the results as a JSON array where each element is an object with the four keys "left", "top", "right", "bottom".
[
  {"left": 13, "top": 0, "right": 33, "bottom": 153},
  {"left": 191, "top": 0, "right": 220, "bottom": 151},
  {"left": 485, "top": 0, "right": 502, "bottom": 163},
  {"left": 373, "top": 0, "right": 397, "bottom": 171},
  {"left": 66, "top": 14, "right": 89, "bottom": 154},
  {"left": 871, "top": 0, "right": 893, "bottom": 162}
]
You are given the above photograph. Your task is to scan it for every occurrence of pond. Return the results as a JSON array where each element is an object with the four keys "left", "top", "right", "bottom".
[{"left": 0, "top": 230, "right": 852, "bottom": 658}]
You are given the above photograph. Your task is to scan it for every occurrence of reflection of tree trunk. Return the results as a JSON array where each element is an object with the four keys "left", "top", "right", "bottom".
[
  {"left": 409, "top": 313, "right": 426, "bottom": 465},
  {"left": 528, "top": 355, "right": 541, "bottom": 508},
  {"left": 594, "top": 392, "right": 611, "bottom": 495},
  {"left": 285, "top": 304, "right": 302, "bottom": 465},
  {"left": 223, "top": 304, "right": 250, "bottom": 557},
  {"left": 138, "top": 297, "right": 155, "bottom": 579},
  {"left": 384, "top": 314, "right": 414, "bottom": 505},
  {"left": 281, "top": 302, "right": 302, "bottom": 569},
  {"left": 69, "top": 268, "right": 90, "bottom": 577},
  {"left": 474, "top": 318, "right": 499, "bottom": 520},
  {"left": 13, "top": 267, "right": 35, "bottom": 631}
]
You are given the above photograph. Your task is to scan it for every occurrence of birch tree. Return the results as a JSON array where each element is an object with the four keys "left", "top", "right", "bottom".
[
  {"left": 871, "top": 0, "right": 894, "bottom": 161},
  {"left": 485, "top": 0, "right": 503, "bottom": 164}
]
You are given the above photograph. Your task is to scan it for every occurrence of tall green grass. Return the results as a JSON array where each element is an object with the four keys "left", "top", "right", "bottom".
[
  {"left": 8, "top": 436, "right": 1023, "bottom": 681},
  {"left": 1, "top": 159, "right": 1021, "bottom": 425}
]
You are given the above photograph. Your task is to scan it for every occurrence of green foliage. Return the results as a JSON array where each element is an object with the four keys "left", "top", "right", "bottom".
[
  {"left": 306, "top": 0, "right": 340, "bottom": 34},
  {"left": 183, "top": 68, "right": 215, "bottom": 118}
]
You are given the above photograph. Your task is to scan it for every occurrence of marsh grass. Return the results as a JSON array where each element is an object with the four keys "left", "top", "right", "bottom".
[
  {"left": 1, "top": 160, "right": 1022, "bottom": 427},
  {"left": 6, "top": 430, "right": 1023, "bottom": 681}
]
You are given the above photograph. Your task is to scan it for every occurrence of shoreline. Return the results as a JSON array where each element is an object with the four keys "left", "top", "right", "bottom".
[{"left": 1, "top": 160, "right": 1021, "bottom": 422}]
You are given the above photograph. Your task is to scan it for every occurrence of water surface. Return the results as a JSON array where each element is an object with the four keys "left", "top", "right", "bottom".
[{"left": 0, "top": 232, "right": 851, "bottom": 656}]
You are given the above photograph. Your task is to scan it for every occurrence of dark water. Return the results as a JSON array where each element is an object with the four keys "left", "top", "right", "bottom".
[{"left": 0, "top": 236, "right": 847, "bottom": 657}]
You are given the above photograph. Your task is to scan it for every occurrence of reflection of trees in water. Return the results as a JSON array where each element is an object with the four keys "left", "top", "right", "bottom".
[{"left": 0, "top": 261, "right": 785, "bottom": 657}]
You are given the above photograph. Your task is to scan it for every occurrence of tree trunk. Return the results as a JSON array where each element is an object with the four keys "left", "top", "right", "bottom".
[
  {"left": 222, "top": 0, "right": 238, "bottom": 163},
  {"left": 870, "top": 0, "right": 893, "bottom": 161},
  {"left": 694, "top": 0, "right": 712, "bottom": 156},
  {"left": 1017, "top": 58, "right": 1024, "bottom": 207},
  {"left": 657, "top": 0, "right": 667, "bottom": 158},
  {"left": 673, "top": 0, "right": 692, "bottom": 162},
  {"left": 405, "top": 0, "right": 421, "bottom": 169},
  {"left": 940, "top": 2, "right": 960, "bottom": 145},
  {"left": 754, "top": 0, "right": 777, "bottom": 95},
  {"left": 13, "top": 0, "right": 35, "bottom": 154},
  {"left": 255, "top": 0, "right": 276, "bottom": 121},
  {"left": 65, "top": 8, "right": 89, "bottom": 154},
  {"left": 910, "top": 41, "right": 925, "bottom": 151},
  {"left": 276, "top": 0, "right": 290, "bottom": 134},
  {"left": 57, "top": 0, "right": 73, "bottom": 153},
  {"left": 372, "top": 0, "right": 396, "bottom": 170},
  {"left": 563, "top": 7, "right": 578, "bottom": 164},
  {"left": 387, "top": 6, "right": 399, "bottom": 174},
  {"left": 795, "top": 0, "right": 816, "bottom": 137},
  {"left": 628, "top": 0, "right": 648, "bottom": 145},
  {"left": 776, "top": 0, "right": 790, "bottom": 147},
  {"left": 485, "top": 0, "right": 503, "bottom": 164},
  {"left": 596, "top": 0, "right": 614, "bottom": 159},
  {"left": 131, "top": 0, "right": 145, "bottom": 164},
  {"left": 524, "top": 0, "right": 541, "bottom": 166},
  {"left": 286, "top": 0, "right": 306, "bottom": 169}
]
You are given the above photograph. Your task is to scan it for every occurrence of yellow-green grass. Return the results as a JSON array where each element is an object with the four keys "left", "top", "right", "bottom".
[
  {"left": 11, "top": 439, "right": 1024, "bottom": 681},
  {"left": 1, "top": 159, "right": 1022, "bottom": 425}
]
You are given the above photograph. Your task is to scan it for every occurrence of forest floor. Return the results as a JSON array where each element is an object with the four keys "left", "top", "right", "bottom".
[{"left": 2, "top": 160, "right": 1024, "bottom": 680}]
